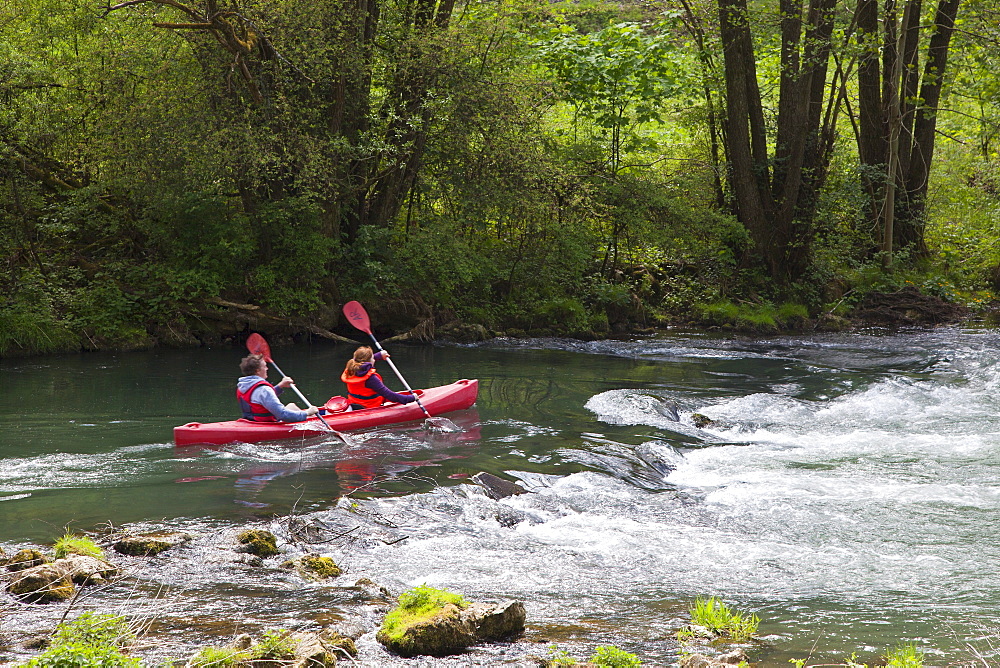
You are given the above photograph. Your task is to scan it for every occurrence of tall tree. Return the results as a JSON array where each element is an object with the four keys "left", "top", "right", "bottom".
[
  {"left": 854, "top": 0, "right": 960, "bottom": 258},
  {"left": 716, "top": 0, "right": 838, "bottom": 285}
]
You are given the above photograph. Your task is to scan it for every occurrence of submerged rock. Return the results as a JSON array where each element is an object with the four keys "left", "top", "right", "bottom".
[
  {"left": 114, "top": 531, "right": 192, "bottom": 556},
  {"left": 320, "top": 630, "right": 358, "bottom": 659},
  {"left": 279, "top": 553, "right": 342, "bottom": 580},
  {"left": 6, "top": 549, "right": 49, "bottom": 572},
  {"left": 236, "top": 529, "right": 279, "bottom": 557},
  {"left": 470, "top": 472, "right": 528, "bottom": 500},
  {"left": 680, "top": 649, "right": 751, "bottom": 666},
  {"left": 691, "top": 413, "right": 716, "bottom": 429},
  {"left": 7, "top": 564, "right": 75, "bottom": 603}
]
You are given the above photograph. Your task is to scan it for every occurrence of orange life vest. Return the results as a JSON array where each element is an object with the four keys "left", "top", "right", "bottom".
[
  {"left": 236, "top": 379, "right": 279, "bottom": 422},
  {"left": 341, "top": 368, "right": 384, "bottom": 409}
]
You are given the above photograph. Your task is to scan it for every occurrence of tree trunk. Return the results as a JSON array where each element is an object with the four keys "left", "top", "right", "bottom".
[
  {"left": 896, "top": 0, "right": 959, "bottom": 254},
  {"left": 718, "top": 0, "right": 837, "bottom": 285}
]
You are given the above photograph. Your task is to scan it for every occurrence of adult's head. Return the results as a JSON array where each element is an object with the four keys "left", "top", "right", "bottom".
[
  {"left": 240, "top": 353, "right": 267, "bottom": 377},
  {"left": 344, "top": 346, "right": 374, "bottom": 377}
]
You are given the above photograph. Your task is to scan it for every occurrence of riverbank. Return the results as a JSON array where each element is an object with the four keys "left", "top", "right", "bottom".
[{"left": 0, "top": 284, "right": 988, "bottom": 359}]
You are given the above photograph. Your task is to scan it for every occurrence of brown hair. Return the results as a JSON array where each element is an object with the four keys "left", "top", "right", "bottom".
[
  {"left": 344, "top": 346, "right": 374, "bottom": 377},
  {"left": 240, "top": 353, "right": 266, "bottom": 376}
]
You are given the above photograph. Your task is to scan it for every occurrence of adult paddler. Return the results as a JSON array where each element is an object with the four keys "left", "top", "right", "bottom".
[{"left": 237, "top": 352, "right": 320, "bottom": 422}]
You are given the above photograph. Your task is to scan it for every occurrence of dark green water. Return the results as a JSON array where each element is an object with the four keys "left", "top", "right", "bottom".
[{"left": 3, "top": 331, "right": 1000, "bottom": 665}]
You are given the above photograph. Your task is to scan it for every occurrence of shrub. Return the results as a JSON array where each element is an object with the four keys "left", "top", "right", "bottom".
[{"left": 21, "top": 613, "right": 139, "bottom": 667}]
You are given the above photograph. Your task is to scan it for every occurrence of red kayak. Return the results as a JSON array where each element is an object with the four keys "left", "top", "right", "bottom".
[{"left": 174, "top": 379, "right": 478, "bottom": 446}]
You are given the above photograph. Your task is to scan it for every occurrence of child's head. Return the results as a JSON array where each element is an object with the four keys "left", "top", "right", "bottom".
[{"left": 345, "top": 346, "right": 374, "bottom": 376}]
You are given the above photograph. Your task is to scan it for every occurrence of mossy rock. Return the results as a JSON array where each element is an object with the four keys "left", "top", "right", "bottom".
[
  {"left": 691, "top": 413, "right": 715, "bottom": 429},
  {"left": 377, "top": 602, "right": 475, "bottom": 657},
  {"left": 114, "top": 531, "right": 192, "bottom": 556},
  {"left": 279, "top": 553, "right": 342, "bottom": 580},
  {"left": 7, "top": 564, "right": 75, "bottom": 603},
  {"left": 321, "top": 631, "right": 358, "bottom": 658},
  {"left": 236, "top": 529, "right": 279, "bottom": 558},
  {"left": 7, "top": 548, "right": 49, "bottom": 572}
]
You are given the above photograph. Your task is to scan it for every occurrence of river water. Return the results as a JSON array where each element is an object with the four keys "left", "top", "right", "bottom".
[{"left": 2, "top": 329, "right": 1000, "bottom": 666}]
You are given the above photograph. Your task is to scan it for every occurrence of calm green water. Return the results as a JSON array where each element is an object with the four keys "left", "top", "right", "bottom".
[{"left": 3, "top": 331, "right": 1000, "bottom": 665}]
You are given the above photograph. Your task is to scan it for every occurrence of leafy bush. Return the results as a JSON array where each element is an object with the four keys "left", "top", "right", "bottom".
[
  {"left": 248, "top": 630, "right": 296, "bottom": 661},
  {"left": 21, "top": 613, "right": 139, "bottom": 667}
]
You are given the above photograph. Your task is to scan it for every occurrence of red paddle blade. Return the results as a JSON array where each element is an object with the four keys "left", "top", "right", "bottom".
[
  {"left": 342, "top": 301, "right": 372, "bottom": 334},
  {"left": 246, "top": 333, "right": 273, "bottom": 362}
]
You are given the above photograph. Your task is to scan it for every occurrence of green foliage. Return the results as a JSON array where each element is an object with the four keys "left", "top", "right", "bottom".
[
  {"left": 248, "top": 630, "right": 296, "bottom": 661},
  {"left": 53, "top": 533, "right": 104, "bottom": 560},
  {"left": 683, "top": 597, "right": 759, "bottom": 642},
  {"left": 21, "top": 613, "right": 139, "bottom": 667},
  {"left": 885, "top": 642, "right": 924, "bottom": 667},
  {"left": 538, "top": 22, "right": 680, "bottom": 135},
  {"left": 188, "top": 645, "right": 249, "bottom": 667},
  {"left": 545, "top": 644, "right": 578, "bottom": 666},
  {"left": 380, "top": 585, "right": 468, "bottom": 642},
  {"left": 590, "top": 645, "right": 641, "bottom": 667},
  {"left": 694, "top": 301, "right": 809, "bottom": 331}
]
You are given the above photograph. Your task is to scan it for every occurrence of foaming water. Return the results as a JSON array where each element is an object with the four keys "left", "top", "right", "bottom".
[{"left": 4, "top": 331, "right": 1000, "bottom": 664}]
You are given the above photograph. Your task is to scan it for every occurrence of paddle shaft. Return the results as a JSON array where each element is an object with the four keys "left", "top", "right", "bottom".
[
  {"left": 267, "top": 359, "right": 336, "bottom": 432},
  {"left": 365, "top": 334, "right": 432, "bottom": 418}
]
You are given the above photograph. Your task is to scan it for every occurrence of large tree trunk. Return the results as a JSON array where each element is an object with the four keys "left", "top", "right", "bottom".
[
  {"left": 896, "top": 0, "right": 959, "bottom": 253},
  {"left": 854, "top": 0, "right": 959, "bottom": 259},
  {"left": 718, "top": 0, "right": 837, "bottom": 285}
]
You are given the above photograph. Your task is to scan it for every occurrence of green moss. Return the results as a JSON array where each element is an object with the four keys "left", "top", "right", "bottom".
[
  {"left": 7, "top": 548, "right": 48, "bottom": 571},
  {"left": 379, "top": 585, "right": 468, "bottom": 643},
  {"left": 237, "top": 529, "right": 278, "bottom": 557},
  {"left": 302, "top": 554, "right": 341, "bottom": 579},
  {"left": 53, "top": 533, "right": 104, "bottom": 560}
]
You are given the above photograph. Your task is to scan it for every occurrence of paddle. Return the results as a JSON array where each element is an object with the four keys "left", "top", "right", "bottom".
[
  {"left": 245, "top": 333, "right": 352, "bottom": 444},
  {"left": 341, "top": 300, "right": 461, "bottom": 432}
]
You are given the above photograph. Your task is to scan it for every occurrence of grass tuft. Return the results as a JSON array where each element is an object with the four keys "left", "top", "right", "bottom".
[{"left": 53, "top": 532, "right": 104, "bottom": 560}]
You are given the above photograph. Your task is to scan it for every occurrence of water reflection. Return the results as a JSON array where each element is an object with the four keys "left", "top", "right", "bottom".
[{"left": 171, "top": 409, "right": 483, "bottom": 505}]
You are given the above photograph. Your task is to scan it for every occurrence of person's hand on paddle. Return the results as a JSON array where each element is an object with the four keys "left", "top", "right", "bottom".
[
  {"left": 276, "top": 376, "right": 295, "bottom": 389},
  {"left": 305, "top": 405, "right": 320, "bottom": 416}
]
